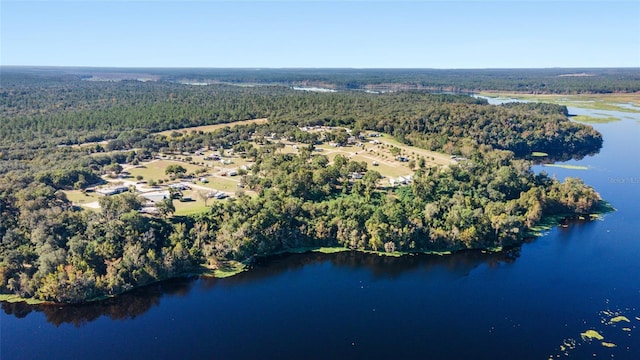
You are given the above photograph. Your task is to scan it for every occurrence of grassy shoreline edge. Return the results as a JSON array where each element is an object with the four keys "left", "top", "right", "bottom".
[
  {"left": 477, "top": 91, "right": 640, "bottom": 112},
  {"left": 0, "top": 201, "right": 614, "bottom": 306}
]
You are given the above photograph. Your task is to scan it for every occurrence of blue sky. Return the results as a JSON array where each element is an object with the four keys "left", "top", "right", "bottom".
[{"left": 2, "top": 1, "right": 639, "bottom": 68}]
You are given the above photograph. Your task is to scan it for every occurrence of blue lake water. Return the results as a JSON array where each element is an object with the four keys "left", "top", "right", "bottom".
[{"left": 2, "top": 102, "right": 639, "bottom": 359}]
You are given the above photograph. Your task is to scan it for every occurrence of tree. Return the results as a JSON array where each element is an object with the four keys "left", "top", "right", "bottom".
[
  {"left": 197, "top": 190, "right": 210, "bottom": 206},
  {"left": 169, "top": 187, "right": 183, "bottom": 200},
  {"left": 156, "top": 198, "right": 175, "bottom": 217},
  {"left": 362, "top": 170, "right": 381, "bottom": 199},
  {"left": 99, "top": 192, "right": 143, "bottom": 220},
  {"left": 106, "top": 163, "right": 123, "bottom": 176},
  {"left": 165, "top": 164, "right": 187, "bottom": 176}
]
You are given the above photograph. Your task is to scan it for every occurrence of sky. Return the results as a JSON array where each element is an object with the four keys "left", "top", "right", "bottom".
[{"left": 1, "top": 0, "right": 639, "bottom": 68}]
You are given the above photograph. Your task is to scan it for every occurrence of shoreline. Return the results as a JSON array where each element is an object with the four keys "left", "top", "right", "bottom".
[
  {"left": 1, "top": 205, "right": 612, "bottom": 306},
  {"left": 476, "top": 91, "right": 640, "bottom": 111}
]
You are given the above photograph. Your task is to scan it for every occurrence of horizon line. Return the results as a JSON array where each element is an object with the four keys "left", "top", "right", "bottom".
[{"left": 3, "top": 65, "right": 639, "bottom": 71}]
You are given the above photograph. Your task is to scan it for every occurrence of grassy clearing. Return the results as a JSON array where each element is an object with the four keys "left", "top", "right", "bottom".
[
  {"left": 186, "top": 155, "right": 254, "bottom": 170},
  {"left": 174, "top": 200, "right": 209, "bottom": 216},
  {"left": 155, "top": 118, "right": 268, "bottom": 136},
  {"left": 127, "top": 160, "right": 206, "bottom": 182},
  {"left": 350, "top": 154, "right": 411, "bottom": 178},
  {"left": 172, "top": 190, "right": 212, "bottom": 216},
  {"left": 63, "top": 190, "right": 101, "bottom": 204},
  {"left": 374, "top": 135, "right": 453, "bottom": 166},
  {"left": 542, "top": 164, "right": 589, "bottom": 170},
  {"left": 199, "top": 177, "right": 242, "bottom": 192},
  {"left": 281, "top": 144, "right": 301, "bottom": 154}
]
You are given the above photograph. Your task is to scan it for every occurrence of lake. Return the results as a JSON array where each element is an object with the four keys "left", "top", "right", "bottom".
[{"left": 2, "top": 100, "right": 639, "bottom": 359}]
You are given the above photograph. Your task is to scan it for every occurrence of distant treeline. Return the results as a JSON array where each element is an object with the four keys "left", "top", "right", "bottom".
[{"left": 3, "top": 66, "right": 639, "bottom": 93}]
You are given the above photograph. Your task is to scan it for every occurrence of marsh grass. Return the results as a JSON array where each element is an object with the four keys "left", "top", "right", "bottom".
[
  {"left": 572, "top": 115, "right": 620, "bottom": 124},
  {"left": 542, "top": 164, "right": 589, "bottom": 170},
  {"left": 479, "top": 92, "right": 640, "bottom": 113},
  {"left": 580, "top": 330, "right": 604, "bottom": 341},
  {"left": 0, "top": 294, "right": 46, "bottom": 305},
  {"left": 211, "top": 261, "right": 246, "bottom": 278}
]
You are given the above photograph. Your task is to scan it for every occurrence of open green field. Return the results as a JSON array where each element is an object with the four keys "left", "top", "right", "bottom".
[
  {"left": 127, "top": 160, "right": 206, "bottom": 182},
  {"left": 478, "top": 92, "right": 640, "bottom": 113},
  {"left": 166, "top": 153, "right": 255, "bottom": 174},
  {"left": 155, "top": 118, "right": 268, "bottom": 136},
  {"left": 198, "top": 176, "right": 243, "bottom": 192},
  {"left": 350, "top": 154, "right": 411, "bottom": 178},
  {"left": 373, "top": 135, "right": 454, "bottom": 165},
  {"left": 63, "top": 189, "right": 101, "bottom": 204},
  {"left": 173, "top": 191, "right": 211, "bottom": 216}
]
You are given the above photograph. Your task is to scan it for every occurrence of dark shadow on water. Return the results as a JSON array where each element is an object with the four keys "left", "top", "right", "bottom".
[
  {"left": 1, "top": 277, "right": 195, "bottom": 327},
  {"left": 528, "top": 147, "right": 601, "bottom": 163},
  {"left": 2, "top": 250, "right": 520, "bottom": 326},
  {"left": 2, "top": 217, "right": 593, "bottom": 327},
  {"left": 220, "top": 248, "right": 522, "bottom": 286}
]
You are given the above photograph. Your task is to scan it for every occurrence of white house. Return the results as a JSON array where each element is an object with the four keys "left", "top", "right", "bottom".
[{"left": 96, "top": 186, "right": 129, "bottom": 196}]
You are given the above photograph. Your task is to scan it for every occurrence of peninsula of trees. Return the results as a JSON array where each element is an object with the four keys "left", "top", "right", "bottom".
[{"left": 0, "top": 68, "right": 611, "bottom": 303}]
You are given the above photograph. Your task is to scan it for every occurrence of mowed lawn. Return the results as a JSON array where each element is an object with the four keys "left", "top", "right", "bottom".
[
  {"left": 155, "top": 118, "right": 268, "bottom": 136},
  {"left": 350, "top": 155, "right": 411, "bottom": 178},
  {"left": 128, "top": 160, "right": 206, "bottom": 182},
  {"left": 63, "top": 190, "right": 102, "bottom": 205},
  {"left": 198, "top": 176, "right": 243, "bottom": 193},
  {"left": 173, "top": 189, "right": 234, "bottom": 216},
  {"left": 173, "top": 190, "right": 209, "bottom": 216}
]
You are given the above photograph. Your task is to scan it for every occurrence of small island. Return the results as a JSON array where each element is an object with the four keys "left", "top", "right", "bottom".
[{"left": 0, "top": 68, "right": 612, "bottom": 304}]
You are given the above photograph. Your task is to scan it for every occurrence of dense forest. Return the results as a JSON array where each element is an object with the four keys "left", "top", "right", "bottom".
[
  {"left": 0, "top": 75, "right": 602, "bottom": 158},
  {"left": 0, "top": 69, "right": 609, "bottom": 303},
  {"left": 3, "top": 67, "right": 640, "bottom": 93}
]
